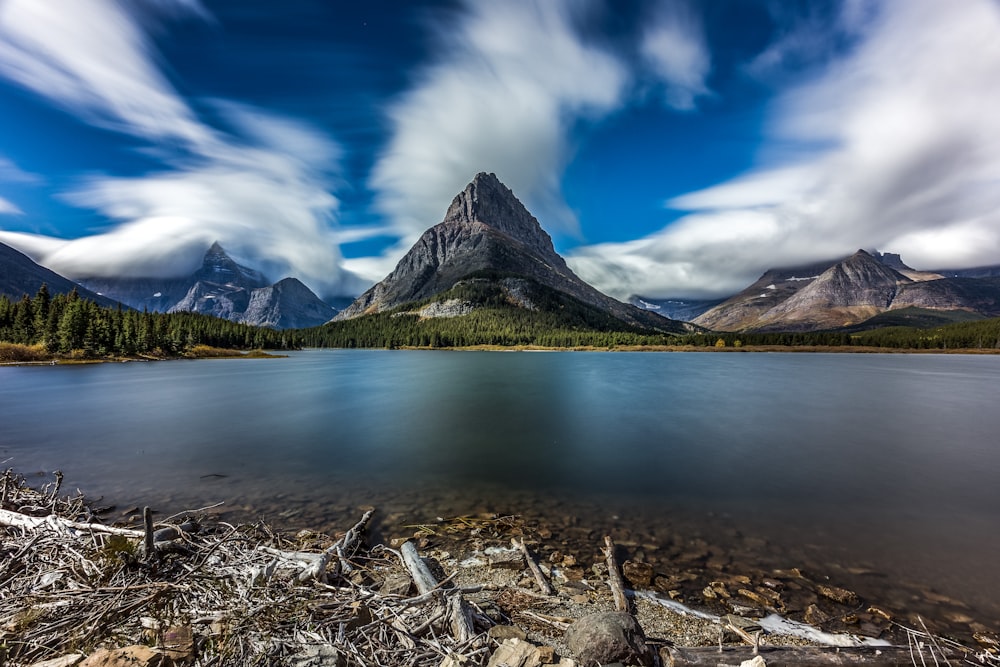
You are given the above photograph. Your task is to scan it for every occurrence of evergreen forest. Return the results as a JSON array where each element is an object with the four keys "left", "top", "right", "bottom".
[
  {"left": 0, "top": 285, "right": 295, "bottom": 361},
  {"left": 4, "top": 283, "right": 1000, "bottom": 361}
]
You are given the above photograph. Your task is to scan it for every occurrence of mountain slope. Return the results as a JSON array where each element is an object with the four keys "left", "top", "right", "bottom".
[
  {"left": 335, "top": 172, "right": 682, "bottom": 333},
  {"left": 0, "top": 241, "right": 119, "bottom": 307},
  {"left": 752, "top": 250, "right": 911, "bottom": 331},
  {"left": 80, "top": 243, "right": 334, "bottom": 328},
  {"left": 695, "top": 250, "right": 1000, "bottom": 332},
  {"left": 240, "top": 277, "right": 338, "bottom": 329},
  {"left": 693, "top": 259, "right": 838, "bottom": 331}
]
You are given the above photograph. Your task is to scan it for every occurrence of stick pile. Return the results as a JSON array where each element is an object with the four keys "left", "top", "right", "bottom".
[{"left": 0, "top": 470, "right": 496, "bottom": 666}]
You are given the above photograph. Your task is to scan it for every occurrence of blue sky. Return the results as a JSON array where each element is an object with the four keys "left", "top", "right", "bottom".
[{"left": 1, "top": 1, "right": 999, "bottom": 300}]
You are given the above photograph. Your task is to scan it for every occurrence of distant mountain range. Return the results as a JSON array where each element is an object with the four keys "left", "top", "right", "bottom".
[
  {"left": 691, "top": 250, "right": 1000, "bottom": 332},
  {"left": 7, "top": 177, "right": 1000, "bottom": 338},
  {"left": 333, "top": 172, "right": 685, "bottom": 334},
  {"left": 78, "top": 242, "right": 335, "bottom": 329}
]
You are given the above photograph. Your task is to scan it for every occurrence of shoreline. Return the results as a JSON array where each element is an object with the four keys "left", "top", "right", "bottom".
[
  {"left": 5, "top": 343, "right": 1000, "bottom": 366},
  {"left": 0, "top": 346, "right": 285, "bottom": 366},
  {"left": 1, "top": 470, "right": 997, "bottom": 666},
  {"left": 410, "top": 344, "right": 1000, "bottom": 354}
]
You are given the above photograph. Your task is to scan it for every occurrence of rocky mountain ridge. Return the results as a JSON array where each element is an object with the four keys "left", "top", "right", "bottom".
[
  {"left": 79, "top": 243, "right": 335, "bottom": 329},
  {"left": 335, "top": 172, "right": 682, "bottom": 332},
  {"left": 694, "top": 250, "right": 1000, "bottom": 332}
]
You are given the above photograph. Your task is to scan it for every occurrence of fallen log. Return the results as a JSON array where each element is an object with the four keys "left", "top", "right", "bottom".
[
  {"left": 399, "top": 540, "right": 478, "bottom": 644},
  {"left": 400, "top": 540, "right": 439, "bottom": 596},
  {"left": 662, "top": 646, "right": 965, "bottom": 667},
  {"left": 0, "top": 508, "right": 144, "bottom": 539}
]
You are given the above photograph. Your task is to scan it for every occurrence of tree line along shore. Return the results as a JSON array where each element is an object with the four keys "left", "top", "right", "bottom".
[{"left": 4, "top": 285, "right": 1000, "bottom": 362}]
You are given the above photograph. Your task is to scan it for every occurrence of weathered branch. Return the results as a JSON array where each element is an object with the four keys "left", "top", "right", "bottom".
[
  {"left": 513, "top": 537, "right": 553, "bottom": 595},
  {"left": 0, "top": 508, "right": 144, "bottom": 539},
  {"left": 603, "top": 535, "right": 629, "bottom": 612},
  {"left": 143, "top": 507, "right": 154, "bottom": 560},
  {"left": 400, "top": 541, "right": 439, "bottom": 596},
  {"left": 399, "top": 540, "right": 478, "bottom": 644},
  {"left": 298, "top": 509, "right": 374, "bottom": 583}
]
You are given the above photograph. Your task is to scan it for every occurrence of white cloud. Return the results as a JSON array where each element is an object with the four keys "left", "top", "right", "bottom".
[
  {"left": 0, "top": 156, "right": 40, "bottom": 184},
  {"left": 0, "top": 0, "right": 211, "bottom": 147},
  {"left": 570, "top": 0, "right": 1000, "bottom": 299},
  {"left": 369, "top": 0, "right": 628, "bottom": 256},
  {"left": 640, "top": 2, "right": 711, "bottom": 110},
  {"left": 0, "top": 105, "right": 377, "bottom": 294},
  {"left": 0, "top": 156, "right": 40, "bottom": 216},
  {"left": 0, "top": 2, "right": 375, "bottom": 296}
]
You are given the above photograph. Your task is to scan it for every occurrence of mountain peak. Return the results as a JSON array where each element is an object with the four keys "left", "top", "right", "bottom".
[
  {"left": 195, "top": 242, "right": 270, "bottom": 288},
  {"left": 443, "top": 172, "right": 553, "bottom": 253},
  {"left": 334, "top": 173, "right": 680, "bottom": 331}
]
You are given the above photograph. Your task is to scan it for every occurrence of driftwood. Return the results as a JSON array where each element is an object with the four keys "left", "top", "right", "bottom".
[
  {"left": 603, "top": 535, "right": 630, "bottom": 612},
  {"left": 513, "top": 537, "right": 553, "bottom": 595},
  {"left": 725, "top": 614, "right": 765, "bottom": 653},
  {"left": 400, "top": 540, "right": 440, "bottom": 596},
  {"left": 663, "top": 646, "right": 963, "bottom": 667},
  {"left": 399, "top": 540, "right": 478, "bottom": 644},
  {"left": 299, "top": 508, "right": 373, "bottom": 582},
  {"left": 0, "top": 507, "right": 145, "bottom": 538},
  {"left": 143, "top": 507, "right": 154, "bottom": 559}
]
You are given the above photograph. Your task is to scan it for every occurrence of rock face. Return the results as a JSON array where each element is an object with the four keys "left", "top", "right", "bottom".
[
  {"left": 0, "top": 241, "right": 118, "bottom": 307},
  {"left": 693, "top": 259, "right": 839, "bottom": 332},
  {"left": 80, "top": 243, "right": 334, "bottom": 329},
  {"left": 239, "top": 277, "right": 341, "bottom": 329},
  {"left": 752, "top": 250, "right": 911, "bottom": 331},
  {"left": 695, "top": 250, "right": 1000, "bottom": 332},
  {"left": 335, "top": 172, "right": 681, "bottom": 332}
]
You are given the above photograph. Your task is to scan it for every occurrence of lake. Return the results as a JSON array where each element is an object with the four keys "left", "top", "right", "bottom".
[{"left": 2, "top": 350, "right": 999, "bottom": 638}]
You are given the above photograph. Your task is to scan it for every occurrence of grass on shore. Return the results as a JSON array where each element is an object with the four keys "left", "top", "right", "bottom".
[{"left": 0, "top": 342, "right": 282, "bottom": 364}]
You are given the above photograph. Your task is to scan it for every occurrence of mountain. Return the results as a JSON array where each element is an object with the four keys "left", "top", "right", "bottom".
[
  {"left": 178, "top": 274, "right": 335, "bottom": 329},
  {"left": 751, "top": 250, "right": 911, "bottom": 331},
  {"left": 692, "top": 258, "right": 840, "bottom": 331},
  {"left": 334, "top": 172, "right": 684, "bottom": 333},
  {"left": 0, "top": 241, "right": 119, "bottom": 307},
  {"left": 80, "top": 243, "right": 335, "bottom": 329},
  {"left": 695, "top": 250, "right": 1000, "bottom": 332}
]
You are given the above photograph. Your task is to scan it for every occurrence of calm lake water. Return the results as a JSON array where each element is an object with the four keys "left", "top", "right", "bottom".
[{"left": 2, "top": 350, "right": 999, "bottom": 632}]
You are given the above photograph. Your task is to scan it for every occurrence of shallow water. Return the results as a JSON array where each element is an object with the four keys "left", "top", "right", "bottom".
[{"left": 2, "top": 350, "right": 999, "bottom": 636}]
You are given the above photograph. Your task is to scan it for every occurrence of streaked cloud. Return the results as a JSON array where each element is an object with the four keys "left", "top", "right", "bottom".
[
  {"left": 0, "top": 156, "right": 40, "bottom": 216},
  {"left": 570, "top": 0, "right": 1000, "bottom": 299},
  {"left": 0, "top": 0, "right": 373, "bottom": 295},
  {"left": 0, "top": 0, "right": 210, "bottom": 147},
  {"left": 640, "top": 1, "right": 711, "bottom": 110},
  {"left": 367, "top": 0, "right": 628, "bottom": 276}
]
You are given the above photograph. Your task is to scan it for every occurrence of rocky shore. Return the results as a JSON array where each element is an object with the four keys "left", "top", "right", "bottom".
[{"left": 1, "top": 470, "right": 997, "bottom": 667}]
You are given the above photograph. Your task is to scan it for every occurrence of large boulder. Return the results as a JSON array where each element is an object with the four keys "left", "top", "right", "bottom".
[{"left": 564, "top": 612, "right": 653, "bottom": 667}]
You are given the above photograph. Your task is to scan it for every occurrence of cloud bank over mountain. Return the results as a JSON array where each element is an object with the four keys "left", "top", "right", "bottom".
[
  {"left": 1, "top": 0, "right": 998, "bottom": 301},
  {"left": 568, "top": 0, "right": 1000, "bottom": 298}
]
